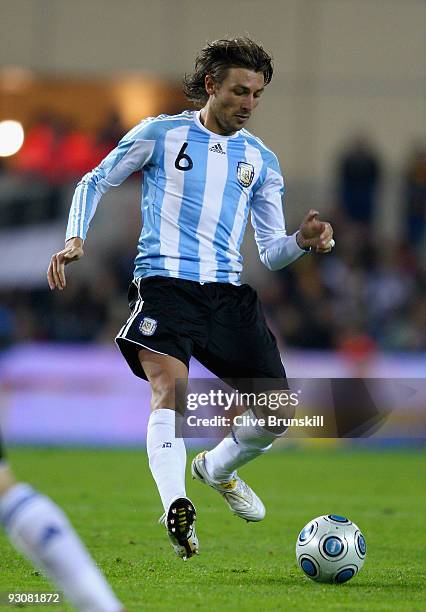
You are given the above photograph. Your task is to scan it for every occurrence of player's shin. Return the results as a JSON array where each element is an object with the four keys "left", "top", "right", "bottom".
[
  {"left": 0, "top": 483, "right": 123, "bottom": 612},
  {"left": 146, "top": 408, "right": 187, "bottom": 511},
  {"left": 204, "top": 408, "right": 288, "bottom": 482}
]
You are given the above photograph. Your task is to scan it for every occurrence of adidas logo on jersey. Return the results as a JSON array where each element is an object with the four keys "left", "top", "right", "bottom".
[{"left": 209, "top": 143, "right": 226, "bottom": 154}]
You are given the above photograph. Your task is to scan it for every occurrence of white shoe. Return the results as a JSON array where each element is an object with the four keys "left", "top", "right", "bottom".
[
  {"left": 191, "top": 451, "right": 265, "bottom": 522},
  {"left": 159, "top": 496, "right": 199, "bottom": 560}
]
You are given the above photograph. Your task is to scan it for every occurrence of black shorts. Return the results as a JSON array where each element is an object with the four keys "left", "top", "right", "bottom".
[{"left": 115, "top": 276, "right": 287, "bottom": 392}]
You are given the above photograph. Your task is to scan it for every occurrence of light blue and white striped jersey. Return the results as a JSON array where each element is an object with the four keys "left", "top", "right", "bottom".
[{"left": 66, "top": 110, "right": 305, "bottom": 284}]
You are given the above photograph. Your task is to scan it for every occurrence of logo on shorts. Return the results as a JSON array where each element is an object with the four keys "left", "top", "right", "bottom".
[
  {"left": 237, "top": 162, "right": 254, "bottom": 187},
  {"left": 139, "top": 317, "right": 157, "bottom": 336}
]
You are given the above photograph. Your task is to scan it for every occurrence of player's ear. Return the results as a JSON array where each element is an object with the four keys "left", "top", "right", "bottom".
[{"left": 205, "top": 74, "right": 216, "bottom": 96}]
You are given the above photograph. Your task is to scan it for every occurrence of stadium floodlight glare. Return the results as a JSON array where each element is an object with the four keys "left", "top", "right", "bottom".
[{"left": 0, "top": 120, "right": 24, "bottom": 156}]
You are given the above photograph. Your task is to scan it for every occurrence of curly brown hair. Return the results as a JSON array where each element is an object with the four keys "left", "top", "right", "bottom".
[{"left": 183, "top": 37, "right": 274, "bottom": 106}]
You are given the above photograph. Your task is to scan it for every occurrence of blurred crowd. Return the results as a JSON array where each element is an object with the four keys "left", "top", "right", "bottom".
[
  {"left": 263, "top": 219, "right": 425, "bottom": 357},
  {"left": 0, "top": 114, "right": 425, "bottom": 355},
  {"left": 0, "top": 111, "right": 126, "bottom": 226},
  {"left": 262, "top": 136, "right": 426, "bottom": 357}
]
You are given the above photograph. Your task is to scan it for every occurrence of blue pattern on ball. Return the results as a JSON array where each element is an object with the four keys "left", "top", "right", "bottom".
[
  {"left": 336, "top": 568, "right": 355, "bottom": 583},
  {"left": 323, "top": 536, "right": 344, "bottom": 557},
  {"left": 358, "top": 534, "right": 366, "bottom": 555},
  {"left": 328, "top": 514, "right": 348, "bottom": 522},
  {"left": 301, "top": 558, "right": 317, "bottom": 576},
  {"left": 299, "top": 523, "right": 314, "bottom": 542}
]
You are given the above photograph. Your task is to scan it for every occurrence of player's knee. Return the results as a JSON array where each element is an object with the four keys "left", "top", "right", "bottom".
[
  {"left": 255, "top": 390, "right": 296, "bottom": 419},
  {"left": 253, "top": 389, "right": 296, "bottom": 435}
]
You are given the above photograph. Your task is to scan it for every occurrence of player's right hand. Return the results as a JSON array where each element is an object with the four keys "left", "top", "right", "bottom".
[
  {"left": 47, "top": 237, "right": 84, "bottom": 290},
  {"left": 297, "top": 209, "right": 334, "bottom": 253}
]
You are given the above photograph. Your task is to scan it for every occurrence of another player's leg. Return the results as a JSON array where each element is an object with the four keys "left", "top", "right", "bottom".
[
  {"left": 0, "top": 459, "right": 124, "bottom": 611},
  {"left": 140, "top": 349, "right": 198, "bottom": 560}
]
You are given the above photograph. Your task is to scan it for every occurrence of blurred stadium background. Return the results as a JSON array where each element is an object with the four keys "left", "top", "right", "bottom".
[{"left": 0, "top": 0, "right": 425, "bottom": 446}]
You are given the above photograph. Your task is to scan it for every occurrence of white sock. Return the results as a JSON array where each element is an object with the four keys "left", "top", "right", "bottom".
[
  {"left": 146, "top": 408, "right": 187, "bottom": 512},
  {"left": 0, "top": 484, "right": 123, "bottom": 612},
  {"left": 204, "top": 410, "right": 286, "bottom": 482}
]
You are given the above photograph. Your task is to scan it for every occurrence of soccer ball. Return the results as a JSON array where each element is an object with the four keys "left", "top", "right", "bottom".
[{"left": 296, "top": 514, "right": 366, "bottom": 584}]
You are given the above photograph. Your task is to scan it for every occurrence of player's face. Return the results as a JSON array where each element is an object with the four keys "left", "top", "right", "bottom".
[{"left": 206, "top": 68, "right": 265, "bottom": 135}]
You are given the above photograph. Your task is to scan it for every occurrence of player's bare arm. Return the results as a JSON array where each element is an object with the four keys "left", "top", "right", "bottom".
[
  {"left": 296, "top": 209, "right": 334, "bottom": 253},
  {"left": 47, "top": 236, "right": 84, "bottom": 290}
]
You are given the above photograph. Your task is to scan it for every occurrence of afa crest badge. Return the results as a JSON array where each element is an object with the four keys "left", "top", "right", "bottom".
[
  {"left": 237, "top": 162, "right": 254, "bottom": 188},
  {"left": 139, "top": 317, "right": 157, "bottom": 336}
]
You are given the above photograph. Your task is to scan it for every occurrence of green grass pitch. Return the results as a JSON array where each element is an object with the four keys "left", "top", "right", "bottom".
[{"left": 0, "top": 446, "right": 424, "bottom": 611}]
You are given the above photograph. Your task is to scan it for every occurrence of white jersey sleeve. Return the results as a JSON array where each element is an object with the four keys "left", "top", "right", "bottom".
[
  {"left": 65, "top": 121, "right": 156, "bottom": 241},
  {"left": 250, "top": 153, "right": 306, "bottom": 271}
]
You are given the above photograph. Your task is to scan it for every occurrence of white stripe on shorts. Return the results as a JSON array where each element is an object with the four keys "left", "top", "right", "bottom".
[{"left": 116, "top": 278, "right": 144, "bottom": 339}]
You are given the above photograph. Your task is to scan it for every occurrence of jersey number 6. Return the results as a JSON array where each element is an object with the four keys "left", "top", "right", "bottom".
[{"left": 174, "top": 142, "right": 193, "bottom": 171}]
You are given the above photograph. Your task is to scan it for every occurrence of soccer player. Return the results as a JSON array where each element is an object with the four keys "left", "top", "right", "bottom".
[
  {"left": 0, "top": 431, "right": 124, "bottom": 611},
  {"left": 47, "top": 37, "right": 334, "bottom": 561}
]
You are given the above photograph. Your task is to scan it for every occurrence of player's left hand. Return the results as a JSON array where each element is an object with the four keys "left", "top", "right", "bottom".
[{"left": 297, "top": 209, "right": 334, "bottom": 253}]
